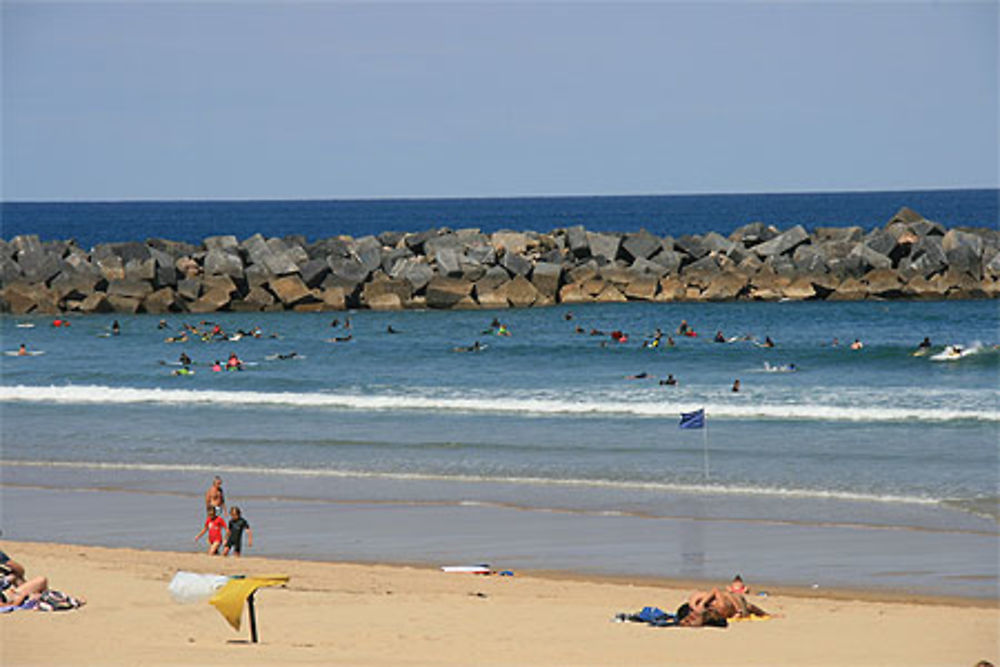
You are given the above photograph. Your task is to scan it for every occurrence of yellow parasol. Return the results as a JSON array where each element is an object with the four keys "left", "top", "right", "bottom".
[{"left": 209, "top": 575, "right": 289, "bottom": 642}]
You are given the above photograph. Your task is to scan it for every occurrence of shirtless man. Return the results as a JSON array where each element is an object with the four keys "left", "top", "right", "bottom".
[
  {"left": 205, "top": 476, "right": 226, "bottom": 515},
  {"left": 679, "top": 587, "right": 767, "bottom": 627}
]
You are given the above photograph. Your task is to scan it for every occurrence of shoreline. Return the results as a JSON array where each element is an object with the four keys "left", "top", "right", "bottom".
[
  {"left": 2, "top": 540, "right": 997, "bottom": 666},
  {"left": 3, "top": 479, "right": 997, "bottom": 602}
]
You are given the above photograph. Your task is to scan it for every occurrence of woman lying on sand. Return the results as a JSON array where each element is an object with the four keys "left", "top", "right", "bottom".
[
  {"left": 1, "top": 549, "right": 86, "bottom": 610},
  {"left": 677, "top": 588, "right": 768, "bottom": 627}
]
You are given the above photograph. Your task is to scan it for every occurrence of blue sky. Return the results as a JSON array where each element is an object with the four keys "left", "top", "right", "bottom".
[{"left": 2, "top": 1, "right": 997, "bottom": 201}]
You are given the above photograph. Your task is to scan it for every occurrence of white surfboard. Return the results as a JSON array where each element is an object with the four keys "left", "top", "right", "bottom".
[{"left": 440, "top": 565, "right": 491, "bottom": 574}]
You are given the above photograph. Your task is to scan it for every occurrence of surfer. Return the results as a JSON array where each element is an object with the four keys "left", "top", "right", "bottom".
[
  {"left": 226, "top": 353, "right": 243, "bottom": 370},
  {"left": 850, "top": 339, "right": 864, "bottom": 350},
  {"left": 386, "top": 325, "right": 399, "bottom": 334},
  {"left": 179, "top": 352, "right": 193, "bottom": 366},
  {"left": 732, "top": 379, "right": 741, "bottom": 393},
  {"left": 563, "top": 311, "right": 574, "bottom": 321},
  {"left": 111, "top": 320, "right": 120, "bottom": 336},
  {"left": 276, "top": 352, "right": 300, "bottom": 360},
  {"left": 157, "top": 319, "right": 169, "bottom": 329},
  {"left": 453, "top": 341, "right": 483, "bottom": 353},
  {"left": 918, "top": 337, "right": 932, "bottom": 349},
  {"left": 625, "top": 372, "right": 649, "bottom": 380},
  {"left": 659, "top": 374, "right": 678, "bottom": 386},
  {"left": 714, "top": 330, "right": 726, "bottom": 343},
  {"left": 17, "top": 344, "right": 28, "bottom": 357},
  {"left": 676, "top": 319, "right": 690, "bottom": 335},
  {"left": 763, "top": 336, "right": 775, "bottom": 348},
  {"left": 211, "top": 360, "right": 223, "bottom": 372},
  {"left": 327, "top": 334, "right": 353, "bottom": 343}
]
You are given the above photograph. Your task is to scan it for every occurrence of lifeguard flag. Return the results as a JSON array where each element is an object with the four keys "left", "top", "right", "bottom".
[{"left": 679, "top": 408, "right": 705, "bottom": 429}]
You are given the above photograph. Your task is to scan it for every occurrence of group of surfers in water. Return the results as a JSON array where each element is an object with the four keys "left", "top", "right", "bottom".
[{"left": 162, "top": 319, "right": 274, "bottom": 344}]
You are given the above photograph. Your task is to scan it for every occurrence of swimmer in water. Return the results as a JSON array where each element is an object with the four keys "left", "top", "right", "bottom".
[{"left": 732, "top": 379, "right": 741, "bottom": 393}]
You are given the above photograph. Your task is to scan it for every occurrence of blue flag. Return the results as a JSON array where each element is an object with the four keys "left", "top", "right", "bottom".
[{"left": 679, "top": 408, "right": 705, "bottom": 429}]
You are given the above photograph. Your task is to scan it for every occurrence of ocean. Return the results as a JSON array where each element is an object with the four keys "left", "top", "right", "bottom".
[
  {"left": 1, "top": 190, "right": 998, "bottom": 598},
  {"left": 2, "top": 188, "right": 998, "bottom": 248}
]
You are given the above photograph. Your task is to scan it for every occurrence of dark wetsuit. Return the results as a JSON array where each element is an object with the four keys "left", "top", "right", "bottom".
[{"left": 226, "top": 517, "right": 250, "bottom": 553}]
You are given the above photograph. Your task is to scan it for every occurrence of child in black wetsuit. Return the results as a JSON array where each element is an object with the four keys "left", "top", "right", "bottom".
[{"left": 223, "top": 506, "right": 253, "bottom": 557}]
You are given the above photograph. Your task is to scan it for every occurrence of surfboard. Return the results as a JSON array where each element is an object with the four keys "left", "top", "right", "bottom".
[
  {"left": 15, "top": 323, "right": 35, "bottom": 329},
  {"left": 4, "top": 350, "right": 45, "bottom": 356},
  {"left": 440, "top": 565, "right": 491, "bottom": 574},
  {"left": 930, "top": 345, "right": 976, "bottom": 361}
]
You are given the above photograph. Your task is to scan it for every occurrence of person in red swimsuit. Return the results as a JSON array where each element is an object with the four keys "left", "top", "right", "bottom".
[{"left": 194, "top": 507, "right": 227, "bottom": 556}]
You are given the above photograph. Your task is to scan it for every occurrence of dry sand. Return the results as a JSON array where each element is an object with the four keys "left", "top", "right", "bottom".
[{"left": 1, "top": 540, "right": 997, "bottom": 666}]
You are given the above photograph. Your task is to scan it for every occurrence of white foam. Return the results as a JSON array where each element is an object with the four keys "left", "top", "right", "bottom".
[
  {"left": 3, "top": 458, "right": 942, "bottom": 507},
  {"left": 0, "top": 383, "right": 995, "bottom": 423}
]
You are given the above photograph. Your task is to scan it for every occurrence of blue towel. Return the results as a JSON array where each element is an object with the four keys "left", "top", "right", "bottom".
[{"left": 637, "top": 606, "right": 669, "bottom": 623}]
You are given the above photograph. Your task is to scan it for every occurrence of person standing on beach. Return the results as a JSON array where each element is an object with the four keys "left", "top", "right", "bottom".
[{"left": 205, "top": 476, "right": 226, "bottom": 515}]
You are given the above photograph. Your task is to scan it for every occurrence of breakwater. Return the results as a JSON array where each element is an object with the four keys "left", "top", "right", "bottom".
[{"left": 1, "top": 206, "right": 997, "bottom": 314}]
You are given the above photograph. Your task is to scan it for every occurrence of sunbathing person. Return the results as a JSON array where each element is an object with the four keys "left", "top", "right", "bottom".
[
  {"left": 0, "top": 574, "right": 50, "bottom": 606},
  {"left": 677, "top": 588, "right": 767, "bottom": 627}
]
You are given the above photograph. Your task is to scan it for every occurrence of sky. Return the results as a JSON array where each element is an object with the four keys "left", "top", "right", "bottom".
[{"left": 2, "top": 1, "right": 997, "bottom": 201}]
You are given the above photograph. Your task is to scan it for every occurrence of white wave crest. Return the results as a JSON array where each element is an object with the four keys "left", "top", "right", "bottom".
[
  {"left": 0, "top": 384, "right": 995, "bottom": 423},
  {"left": 3, "top": 459, "right": 942, "bottom": 506}
]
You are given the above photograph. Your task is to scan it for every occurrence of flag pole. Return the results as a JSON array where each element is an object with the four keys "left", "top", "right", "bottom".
[{"left": 703, "top": 416, "right": 710, "bottom": 481}]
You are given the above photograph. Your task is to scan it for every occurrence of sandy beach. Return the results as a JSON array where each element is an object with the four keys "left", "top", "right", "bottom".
[{"left": 1, "top": 540, "right": 996, "bottom": 666}]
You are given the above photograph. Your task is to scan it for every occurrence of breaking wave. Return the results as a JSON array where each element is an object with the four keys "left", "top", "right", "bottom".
[{"left": 1, "top": 384, "right": 996, "bottom": 423}]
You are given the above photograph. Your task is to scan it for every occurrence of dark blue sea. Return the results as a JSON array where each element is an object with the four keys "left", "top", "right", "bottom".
[{"left": 2, "top": 189, "right": 997, "bottom": 248}]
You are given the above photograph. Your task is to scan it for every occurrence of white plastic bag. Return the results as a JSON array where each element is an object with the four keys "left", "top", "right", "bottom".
[{"left": 167, "top": 571, "right": 230, "bottom": 604}]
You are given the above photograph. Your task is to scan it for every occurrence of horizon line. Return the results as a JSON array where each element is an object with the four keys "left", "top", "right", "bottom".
[{"left": 2, "top": 185, "right": 997, "bottom": 205}]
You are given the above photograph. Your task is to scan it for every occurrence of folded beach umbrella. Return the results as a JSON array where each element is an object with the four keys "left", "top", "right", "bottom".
[{"left": 209, "top": 574, "right": 289, "bottom": 641}]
